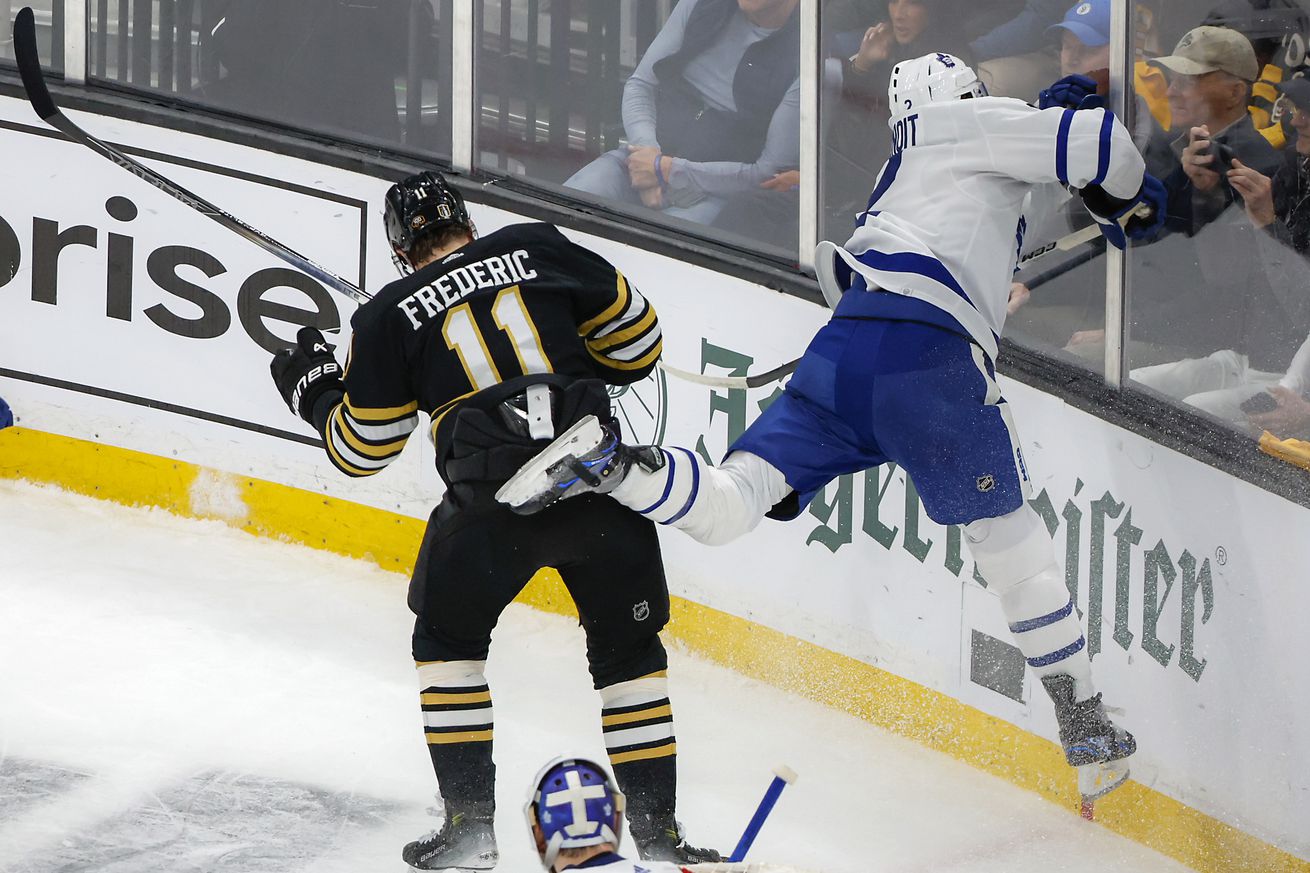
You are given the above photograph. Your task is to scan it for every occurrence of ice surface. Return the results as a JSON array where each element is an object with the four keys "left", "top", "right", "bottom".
[{"left": 0, "top": 481, "right": 1194, "bottom": 872}]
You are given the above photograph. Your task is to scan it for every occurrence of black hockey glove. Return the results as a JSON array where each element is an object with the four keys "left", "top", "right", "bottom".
[
  {"left": 270, "top": 327, "right": 344, "bottom": 426},
  {"left": 1079, "top": 174, "right": 1168, "bottom": 250}
]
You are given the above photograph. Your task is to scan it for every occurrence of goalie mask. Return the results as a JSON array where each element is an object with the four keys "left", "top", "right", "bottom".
[
  {"left": 888, "top": 52, "right": 987, "bottom": 123},
  {"left": 524, "top": 756, "right": 625, "bottom": 869},
  {"left": 383, "top": 170, "right": 475, "bottom": 274}
]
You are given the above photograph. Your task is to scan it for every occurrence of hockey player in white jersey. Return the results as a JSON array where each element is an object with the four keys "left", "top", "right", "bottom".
[
  {"left": 501, "top": 53, "right": 1166, "bottom": 793},
  {"left": 526, "top": 756, "right": 696, "bottom": 873}
]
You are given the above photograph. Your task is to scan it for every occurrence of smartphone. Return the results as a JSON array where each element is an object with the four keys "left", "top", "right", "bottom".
[
  {"left": 1208, "top": 140, "right": 1237, "bottom": 174},
  {"left": 1241, "top": 392, "right": 1278, "bottom": 414}
]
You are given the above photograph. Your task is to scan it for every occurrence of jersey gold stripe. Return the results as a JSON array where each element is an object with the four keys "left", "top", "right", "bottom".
[
  {"left": 590, "top": 306, "right": 656, "bottom": 351},
  {"left": 589, "top": 338, "right": 663, "bottom": 371},
  {"left": 601, "top": 703, "right": 673, "bottom": 727},
  {"left": 328, "top": 408, "right": 392, "bottom": 468},
  {"left": 421, "top": 690, "right": 493, "bottom": 705},
  {"left": 335, "top": 413, "right": 410, "bottom": 457},
  {"left": 425, "top": 729, "right": 494, "bottom": 745},
  {"left": 344, "top": 396, "right": 420, "bottom": 421},
  {"left": 325, "top": 413, "right": 381, "bottom": 477},
  {"left": 578, "top": 272, "right": 632, "bottom": 337},
  {"left": 427, "top": 391, "right": 478, "bottom": 445},
  {"left": 607, "top": 742, "right": 677, "bottom": 765}
]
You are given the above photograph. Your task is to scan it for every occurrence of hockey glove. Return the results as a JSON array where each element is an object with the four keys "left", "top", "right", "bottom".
[
  {"left": 1037, "top": 74, "right": 1105, "bottom": 111},
  {"left": 1079, "top": 173, "right": 1168, "bottom": 250},
  {"left": 270, "top": 327, "right": 344, "bottom": 425}
]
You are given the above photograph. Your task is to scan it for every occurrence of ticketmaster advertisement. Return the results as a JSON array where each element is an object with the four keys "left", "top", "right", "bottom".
[{"left": 1, "top": 96, "right": 1306, "bottom": 863}]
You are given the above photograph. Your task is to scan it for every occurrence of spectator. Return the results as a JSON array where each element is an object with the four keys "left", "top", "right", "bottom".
[
  {"left": 837, "top": 0, "right": 974, "bottom": 108},
  {"left": 1202, "top": 0, "right": 1310, "bottom": 149},
  {"left": 1156, "top": 25, "right": 1281, "bottom": 232},
  {"left": 714, "top": 0, "right": 972, "bottom": 246},
  {"left": 1132, "top": 77, "right": 1310, "bottom": 427},
  {"left": 564, "top": 0, "right": 800, "bottom": 227},
  {"left": 1066, "top": 27, "right": 1297, "bottom": 372}
]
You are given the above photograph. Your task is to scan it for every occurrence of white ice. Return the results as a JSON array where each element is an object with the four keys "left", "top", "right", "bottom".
[{"left": 0, "top": 480, "right": 1193, "bottom": 873}]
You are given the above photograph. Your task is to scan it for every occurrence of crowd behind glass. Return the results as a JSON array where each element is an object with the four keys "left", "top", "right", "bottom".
[{"left": 7, "top": 0, "right": 1310, "bottom": 452}]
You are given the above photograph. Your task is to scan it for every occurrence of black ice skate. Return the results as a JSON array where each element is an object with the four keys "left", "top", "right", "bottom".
[
  {"left": 402, "top": 806, "right": 498, "bottom": 871},
  {"left": 630, "top": 814, "right": 723, "bottom": 865},
  {"left": 496, "top": 415, "right": 661, "bottom": 514},
  {"left": 1041, "top": 674, "right": 1136, "bottom": 767},
  {"left": 1041, "top": 674, "right": 1136, "bottom": 803}
]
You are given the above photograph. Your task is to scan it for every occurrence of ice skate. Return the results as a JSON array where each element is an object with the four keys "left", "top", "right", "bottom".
[
  {"left": 1041, "top": 674, "right": 1136, "bottom": 767},
  {"left": 496, "top": 415, "right": 660, "bottom": 514},
  {"left": 1041, "top": 674, "right": 1135, "bottom": 802},
  {"left": 402, "top": 806, "right": 498, "bottom": 871},
  {"left": 630, "top": 814, "right": 723, "bottom": 864}
]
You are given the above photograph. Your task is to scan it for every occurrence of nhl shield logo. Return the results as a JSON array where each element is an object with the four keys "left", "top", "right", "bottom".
[
  {"left": 633, "top": 601, "right": 650, "bottom": 621},
  {"left": 976, "top": 474, "right": 996, "bottom": 492}
]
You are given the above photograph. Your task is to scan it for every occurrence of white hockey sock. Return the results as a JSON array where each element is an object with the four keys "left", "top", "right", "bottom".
[
  {"left": 965, "top": 505, "right": 1095, "bottom": 701},
  {"left": 999, "top": 564, "right": 1094, "bottom": 701},
  {"left": 416, "top": 660, "right": 494, "bottom": 744},
  {"left": 599, "top": 672, "right": 677, "bottom": 766},
  {"left": 611, "top": 449, "right": 790, "bottom": 546}
]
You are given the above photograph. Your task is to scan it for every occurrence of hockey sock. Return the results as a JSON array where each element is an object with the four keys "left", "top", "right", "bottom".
[
  {"left": 598, "top": 671, "right": 677, "bottom": 829},
  {"left": 999, "top": 563, "right": 1095, "bottom": 701},
  {"left": 416, "top": 660, "right": 496, "bottom": 808},
  {"left": 611, "top": 449, "right": 790, "bottom": 546},
  {"left": 965, "top": 505, "right": 1095, "bottom": 702}
]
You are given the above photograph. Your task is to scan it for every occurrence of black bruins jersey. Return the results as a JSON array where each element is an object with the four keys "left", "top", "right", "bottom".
[{"left": 320, "top": 222, "right": 662, "bottom": 477}]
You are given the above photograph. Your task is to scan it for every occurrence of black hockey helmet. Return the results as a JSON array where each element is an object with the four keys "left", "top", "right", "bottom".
[{"left": 384, "top": 170, "right": 473, "bottom": 260}]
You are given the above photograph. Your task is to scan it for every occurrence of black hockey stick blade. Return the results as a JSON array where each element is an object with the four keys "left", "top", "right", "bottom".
[
  {"left": 745, "top": 356, "right": 800, "bottom": 388},
  {"left": 13, "top": 8, "right": 56, "bottom": 120},
  {"left": 658, "top": 354, "right": 799, "bottom": 390},
  {"left": 11, "top": 7, "right": 369, "bottom": 304}
]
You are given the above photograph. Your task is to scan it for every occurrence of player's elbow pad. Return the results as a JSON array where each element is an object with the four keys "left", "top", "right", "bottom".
[{"left": 1078, "top": 183, "right": 1134, "bottom": 220}]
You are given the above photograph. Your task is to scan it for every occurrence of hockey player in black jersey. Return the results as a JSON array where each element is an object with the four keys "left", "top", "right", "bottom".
[{"left": 269, "top": 171, "right": 719, "bottom": 871}]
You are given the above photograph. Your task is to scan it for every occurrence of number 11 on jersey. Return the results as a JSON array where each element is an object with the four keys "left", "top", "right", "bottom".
[{"left": 442, "top": 285, "right": 553, "bottom": 390}]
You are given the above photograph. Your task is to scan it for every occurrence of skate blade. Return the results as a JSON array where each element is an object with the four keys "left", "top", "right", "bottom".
[
  {"left": 1077, "top": 758, "right": 1130, "bottom": 819},
  {"left": 495, "top": 415, "right": 604, "bottom": 508}
]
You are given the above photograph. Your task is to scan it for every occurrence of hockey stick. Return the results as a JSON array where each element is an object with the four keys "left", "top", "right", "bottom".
[
  {"left": 728, "top": 766, "right": 797, "bottom": 863},
  {"left": 660, "top": 206, "right": 1152, "bottom": 392},
  {"left": 10, "top": 7, "right": 368, "bottom": 305}
]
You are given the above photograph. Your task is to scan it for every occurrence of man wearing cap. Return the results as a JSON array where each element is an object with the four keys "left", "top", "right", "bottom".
[
  {"left": 1135, "top": 76, "right": 1310, "bottom": 428},
  {"left": 1155, "top": 25, "right": 1281, "bottom": 228},
  {"left": 1129, "top": 28, "right": 1310, "bottom": 414}
]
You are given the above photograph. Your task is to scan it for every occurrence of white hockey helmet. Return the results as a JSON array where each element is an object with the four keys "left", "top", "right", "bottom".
[
  {"left": 523, "top": 755, "right": 625, "bottom": 869},
  {"left": 888, "top": 52, "right": 987, "bottom": 122}
]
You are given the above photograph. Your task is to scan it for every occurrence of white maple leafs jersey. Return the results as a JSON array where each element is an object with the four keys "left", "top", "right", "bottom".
[{"left": 828, "top": 96, "right": 1145, "bottom": 360}]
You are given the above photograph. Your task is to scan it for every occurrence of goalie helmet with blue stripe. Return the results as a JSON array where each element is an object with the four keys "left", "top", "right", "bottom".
[
  {"left": 524, "top": 755, "right": 625, "bottom": 869},
  {"left": 888, "top": 51, "right": 987, "bottom": 123}
]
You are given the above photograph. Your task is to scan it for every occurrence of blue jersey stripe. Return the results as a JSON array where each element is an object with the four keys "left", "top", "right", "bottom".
[
  {"left": 635, "top": 449, "right": 676, "bottom": 515},
  {"left": 1090, "top": 109, "right": 1114, "bottom": 187},
  {"left": 1027, "top": 636, "right": 1086, "bottom": 668},
  {"left": 852, "top": 249, "right": 977, "bottom": 310},
  {"left": 663, "top": 448, "right": 701, "bottom": 525},
  {"left": 1055, "top": 108, "right": 1075, "bottom": 185},
  {"left": 1009, "top": 599, "right": 1074, "bottom": 634},
  {"left": 866, "top": 151, "right": 903, "bottom": 211}
]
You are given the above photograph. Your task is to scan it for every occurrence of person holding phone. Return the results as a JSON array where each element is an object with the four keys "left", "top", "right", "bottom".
[
  {"left": 1132, "top": 76, "right": 1310, "bottom": 432},
  {"left": 1155, "top": 26, "right": 1281, "bottom": 233}
]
